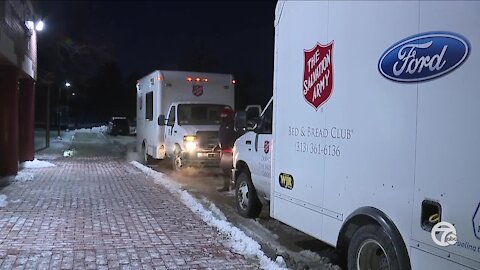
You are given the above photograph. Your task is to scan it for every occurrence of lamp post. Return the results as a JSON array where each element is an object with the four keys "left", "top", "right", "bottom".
[{"left": 57, "top": 82, "right": 71, "bottom": 138}]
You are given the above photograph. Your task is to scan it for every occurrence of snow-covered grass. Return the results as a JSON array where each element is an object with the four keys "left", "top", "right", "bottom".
[
  {"left": 74, "top": 125, "right": 107, "bottom": 134},
  {"left": 130, "top": 161, "right": 287, "bottom": 270},
  {"left": 21, "top": 158, "right": 56, "bottom": 169},
  {"left": 52, "top": 125, "right": 108, "bottom": 142}
]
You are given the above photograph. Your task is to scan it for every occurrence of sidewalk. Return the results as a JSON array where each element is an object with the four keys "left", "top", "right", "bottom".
[{"left": 0, "top": 132, "right": 259, "bottom": 269}]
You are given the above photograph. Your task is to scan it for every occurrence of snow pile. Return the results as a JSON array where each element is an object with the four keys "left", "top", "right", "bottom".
[
  {"left": 275, "top": 256, "right": 287, "bottom": 268},
  {"left": 131, "top": 161, "right": 287, "bottom": 270},
  {"left": 0, "top": 195, "right": 7, "bottom": 207},
  {"left": 63, "top": 149, "right": 76, "bottom": 157},
  {"left": 22, "top": 158, "right": 56, "bottom": 169},
  {"left": 208, "top": 202, "right": 227, "bottom": 221},
  {"left": 74, "top": 125, "right": 107, "bottom": 134},
  {"left": 15, "top": 171, "right": 34, "bottom": 182}
]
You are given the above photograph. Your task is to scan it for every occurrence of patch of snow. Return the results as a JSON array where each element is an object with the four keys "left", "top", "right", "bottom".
[
  {"left": 275, "top": 256, "right": 287, "bottom": 268},
  {"left": 0, "top": 195, "right": 7, "bottom": 207},
  {"left": 74, "top": 125, "right": 107, "bottom": 134},
  {"left": 15, "top": 171, "right": 34, "bottom": 182},
  {"left": 63, "top": 150, "right": 75, "bottom": 157},
  {"left": 21, "top": 158, "right": 56, "bottom": 169},
  {"left": 207, "top": 201, "right": 227, "bottom": 221},
  {"left": 130, "top": 161, "right": 286, "bottom": 270}
]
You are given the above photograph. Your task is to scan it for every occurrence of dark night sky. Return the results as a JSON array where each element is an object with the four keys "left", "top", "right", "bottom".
[{"left": 36, "top": 1, "right": 277, "bottom": 117}]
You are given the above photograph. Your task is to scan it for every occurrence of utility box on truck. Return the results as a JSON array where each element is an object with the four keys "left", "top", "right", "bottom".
[
  {"left": 136, "top": 70, "right": 235, "bottom": 170},
  {"left": 270, "top": 1, "right": 480, "bottom": 269}
]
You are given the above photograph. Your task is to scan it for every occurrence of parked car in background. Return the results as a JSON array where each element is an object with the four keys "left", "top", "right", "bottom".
[
  {"left": 129, "top": 119, "right": 136, "bottom": 135},
  {"left": 107, "top": 117, "right": 129, "bottom": 136}
]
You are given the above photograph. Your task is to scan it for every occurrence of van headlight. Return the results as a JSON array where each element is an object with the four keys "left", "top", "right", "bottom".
[{"left": 184, "top": 135, "right": 197, "bottom": 152}]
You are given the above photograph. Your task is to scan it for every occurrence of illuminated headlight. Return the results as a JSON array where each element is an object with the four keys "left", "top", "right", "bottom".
[
  {"left": 185, "top": 141, "right": 197, "bottom": 152},
  {"left": 184, "top": 135, "right": 197, "bottom": 152}
]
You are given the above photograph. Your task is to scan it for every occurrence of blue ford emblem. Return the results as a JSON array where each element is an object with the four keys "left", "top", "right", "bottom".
[{"left": 379, "top": 32, "right": 470, "bottom": 82}]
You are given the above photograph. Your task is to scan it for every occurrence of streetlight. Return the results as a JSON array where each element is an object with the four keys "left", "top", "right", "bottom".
[{"left": 57, "top": 81, "right": 71, "bottom": 138}]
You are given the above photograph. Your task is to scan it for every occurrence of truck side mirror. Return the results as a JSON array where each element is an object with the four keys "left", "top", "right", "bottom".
[
  {"left": 158, "top": 115, "right": 166, "bottom": 126},
  {"left": 245, "top": 105, "right": 261, "bottom": 121},
  {"left": 234, "top": 111, "right": 247, "bottom": 132},
  {"left": 234, "top": 111, "right": 251, "bottom": 132}
]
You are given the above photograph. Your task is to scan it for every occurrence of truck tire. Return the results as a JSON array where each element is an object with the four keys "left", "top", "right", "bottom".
[
  {"left": 141, "top": 143, "right": 149, "bottom": 165},
  {"left": 141, "top": 143, "right": 156, "bottom": 165},
  {"left": 348, "top": 224, "right": 405, "bottom": 270},
  {"left": 235, "top": 171, "right": 262, "bottom": 218}
]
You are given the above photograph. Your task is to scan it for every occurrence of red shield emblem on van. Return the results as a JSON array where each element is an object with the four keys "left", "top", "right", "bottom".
[
  {"left": 264, "top": 140, "right": 270, "bottom": 154},
  {"left": 303, "top": 42, "right": 334, "bottom": 110},
  {"left": 193, "top": 85, "right": 203, "bottom": 96}
]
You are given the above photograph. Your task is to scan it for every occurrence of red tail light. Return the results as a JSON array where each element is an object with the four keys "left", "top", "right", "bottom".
[{"left": 222, "top": 148, "right": 233, "bottom": 153}]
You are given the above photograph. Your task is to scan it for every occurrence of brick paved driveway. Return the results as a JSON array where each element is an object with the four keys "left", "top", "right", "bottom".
[{"left": 0, "top": 133, "right": 259, "bottom": 269}]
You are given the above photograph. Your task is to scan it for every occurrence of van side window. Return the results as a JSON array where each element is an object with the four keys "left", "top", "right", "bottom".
[
  {"left": 255, "top": 103, "right": 272, "bottom": 134},
  {"left": 146, "top": 92, "right": 153, "bottom": 120},
  {"left": 167, "top": 106, "right": 176, "bottom": 126}
]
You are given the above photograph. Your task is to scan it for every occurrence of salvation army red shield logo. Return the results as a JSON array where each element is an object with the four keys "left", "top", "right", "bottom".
[
  {"left": 264, "top": 140, "right": 270, "bottom": 154},
  {"left": 303, "top": 42, "right": 334, "bottom": 110},
  {"left": 193, "top": 85, "right": 204, "bottom": 97}
]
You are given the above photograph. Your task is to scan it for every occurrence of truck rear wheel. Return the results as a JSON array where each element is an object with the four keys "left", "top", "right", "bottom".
[
  {"left": 141, "top": 143, "right": 149, "bottom": 165},
  {"left": 235, "top": 171, "right": 262, "bottom": 218},
  {"left": 141, "top": 143, "right": 156, "bottom": 165},
  {"left": 348, "top": 224, "right": 404, "bottom": 270}
]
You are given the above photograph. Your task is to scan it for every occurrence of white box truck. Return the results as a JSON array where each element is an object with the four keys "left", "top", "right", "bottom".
[
  {"left": 233, "top": 1, "right": 480, "bottom": 269},
  {"left": 136, "top": 70, "right": 234, "bottom": 170}
]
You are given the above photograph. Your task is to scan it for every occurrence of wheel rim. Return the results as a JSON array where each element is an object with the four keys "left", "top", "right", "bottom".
[
  {"left": 356, "top": 239, "right": 390, "bottom": 270},
  {"left": 237, "top": 181, "right": 249, "bottom": 210}
]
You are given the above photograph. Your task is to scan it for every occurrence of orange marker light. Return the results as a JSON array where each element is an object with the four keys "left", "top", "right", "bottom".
[
  {"left": 232, "top": 79, "right": 236, "bottom": 84},
  {"left": 203, "top": 78, "right": 208, "bottom": 82},
  {"left": 187, "top": 77, "right": 192, "bottom": 82},
  {"left": 195, "top": 77, "right": 201, "bottom": 82}
]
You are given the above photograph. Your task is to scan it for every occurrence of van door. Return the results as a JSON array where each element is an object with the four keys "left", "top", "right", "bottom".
[
  {"left": 251, "top": 101, "right": 273, "bottom": 200},
  {"left": 165, "top": 105, "right": 176, "bottom": 156}
]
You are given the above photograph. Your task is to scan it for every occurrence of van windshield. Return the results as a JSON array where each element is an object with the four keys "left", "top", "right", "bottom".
[{"left": 178, "top": 104, "right": 230, "bottom": 125}]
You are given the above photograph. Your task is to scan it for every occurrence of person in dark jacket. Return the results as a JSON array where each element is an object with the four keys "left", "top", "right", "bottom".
[{"left": 217, "top": 107, "right": 237, "bottom": 192}]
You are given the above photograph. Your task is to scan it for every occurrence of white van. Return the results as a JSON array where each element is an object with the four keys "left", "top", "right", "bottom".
[
  {"left": 234, "top": 1, "right": 480, "bottom": 269},
  {"left": 136, "top": 70, "right": 234, "bottom": 170}
]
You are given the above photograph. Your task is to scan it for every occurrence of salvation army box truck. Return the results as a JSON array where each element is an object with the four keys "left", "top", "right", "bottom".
[
  {"left": 233, "top": 1, "right": 480, "bottom": 269},
  {"left": 136, "top": 70, "right": 235, "bottom": 170}
]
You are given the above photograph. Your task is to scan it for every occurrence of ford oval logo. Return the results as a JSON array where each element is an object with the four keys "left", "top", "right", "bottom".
[{"left": 379, "top": 32, "right": 470, "bottom": 82}]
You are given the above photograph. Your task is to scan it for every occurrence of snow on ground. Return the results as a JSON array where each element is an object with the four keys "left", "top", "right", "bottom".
[
  {"left": 21, "top": 158, "right": 56, "bottom": 169},
  {"left": 0, "top": 195, "right": 7, "bottom": 207},
  {"left": 131, "top": 161, "right": 287, "bottom": 270},
  {"left": 52, "top": 125, "right": 107, "bottom": 143},
  {"left": 206, "top": 200, "right": 228, "bottom": 221},
  {"left": 15, "top": 171, "right": 34, "bottom": 182},
  {"left": 74, "top": 125, "right": 107, "bottom": 134}
]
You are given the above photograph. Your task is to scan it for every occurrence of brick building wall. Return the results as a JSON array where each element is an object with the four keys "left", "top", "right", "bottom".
[{"left": 0, "top": 0, "right": 37, "bottom": 182}]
